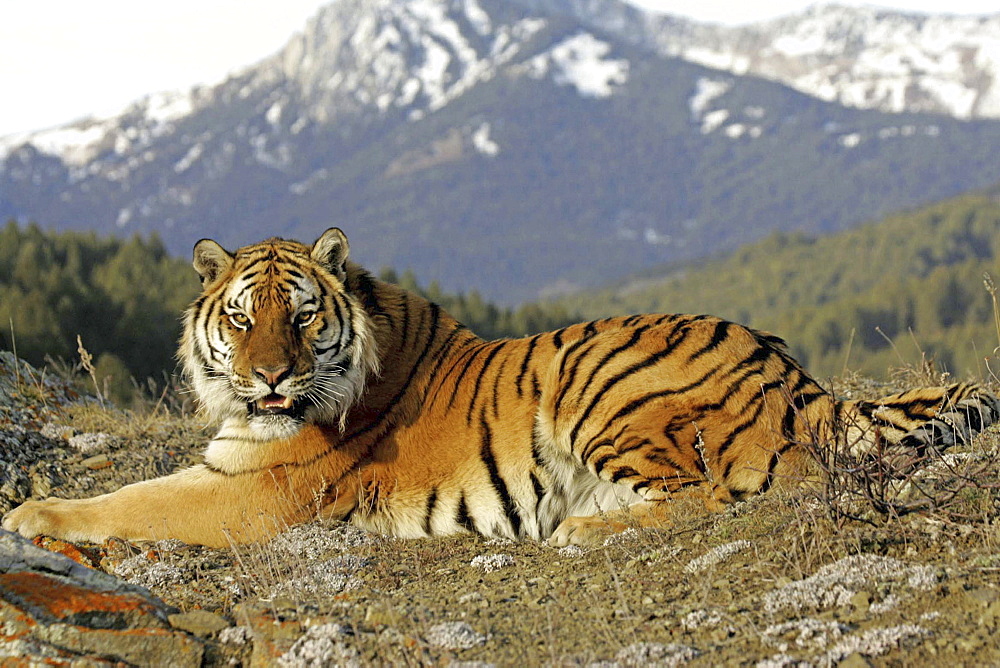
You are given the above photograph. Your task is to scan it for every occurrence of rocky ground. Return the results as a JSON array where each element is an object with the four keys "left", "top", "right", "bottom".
[{"left": 1, "top": 352, "right": 1000, "bottom": 666}]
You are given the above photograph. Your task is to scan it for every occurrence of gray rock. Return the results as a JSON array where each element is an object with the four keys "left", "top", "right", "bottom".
[{"left": 0, "top": 529, "right": 204, "bottom": 666}]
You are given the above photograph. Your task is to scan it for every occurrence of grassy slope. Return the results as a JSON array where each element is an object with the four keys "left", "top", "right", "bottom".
[{"left": 6, "top": 367, "right": 999, "bottom": 666}]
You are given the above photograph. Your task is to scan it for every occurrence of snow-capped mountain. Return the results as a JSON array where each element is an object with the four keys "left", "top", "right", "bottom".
[
  {"left": 4, "top": 0, "right": 1000, "bottom": 303},
  {"left": 539, "top": 0, "right": 1000, "bottom": 120}
]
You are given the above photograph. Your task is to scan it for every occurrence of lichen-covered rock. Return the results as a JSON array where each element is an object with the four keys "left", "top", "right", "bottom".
[{"left": 0, "top": 529, "right": 204, "bottom": 666}]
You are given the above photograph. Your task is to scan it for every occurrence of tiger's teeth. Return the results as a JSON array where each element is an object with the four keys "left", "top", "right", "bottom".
[{"left": 258, "top": 394, "right": 293, "bottom": 410}]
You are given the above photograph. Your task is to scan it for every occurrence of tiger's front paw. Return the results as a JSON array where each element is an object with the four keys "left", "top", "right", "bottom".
[
  {"left": 2, "top": 498, "right": 92, "bottom": 543},
  {"left": 548, "top": 514, "right": 628, "bottom": 547}
]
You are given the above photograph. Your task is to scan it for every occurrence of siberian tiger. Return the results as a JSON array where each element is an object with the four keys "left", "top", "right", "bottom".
[{"left": 4, "top": 229, "right": 998, "bottom": 547}]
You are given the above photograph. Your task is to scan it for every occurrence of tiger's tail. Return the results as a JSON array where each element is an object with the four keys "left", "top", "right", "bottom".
[{"left": 834, "top": 382, "right": 1000, "bottom": 460}]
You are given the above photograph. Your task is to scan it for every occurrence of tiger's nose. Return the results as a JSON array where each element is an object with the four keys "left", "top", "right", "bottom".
[{"left": 254, "top": 365, "right": 291, "bottom": 388}]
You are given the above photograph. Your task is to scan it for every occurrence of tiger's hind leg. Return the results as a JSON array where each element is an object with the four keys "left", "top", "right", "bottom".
[
  {"left": 542, "top": 405, "right": 816, "bottom": 546},
  {"left": 537, "top": 317, "right": 831, "bottom": 546}
]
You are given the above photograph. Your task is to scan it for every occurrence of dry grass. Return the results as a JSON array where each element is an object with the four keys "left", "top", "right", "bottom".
[{"left": 9, "top": 344, "right": 1000, "bottom": 664}]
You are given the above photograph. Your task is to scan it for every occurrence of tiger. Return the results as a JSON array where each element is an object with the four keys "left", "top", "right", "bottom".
[{"left": 4, "top": 228, "right": 999, "bottom": 548}]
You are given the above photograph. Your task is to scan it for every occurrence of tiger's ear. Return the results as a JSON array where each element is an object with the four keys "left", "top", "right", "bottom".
[
  {"left": 311, "top": 228, "right": 350, "bottom": 282},
  {"left": 192, "top": 239, "right": 234, "bottom": 286}
]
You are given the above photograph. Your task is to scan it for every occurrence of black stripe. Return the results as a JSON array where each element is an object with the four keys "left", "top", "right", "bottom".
[
  {"left": 617, "top": 437, "right": 652, "bottom": 455},
  {"left": 313, "top": 340, "right": 341, "bottom": 357},
  {"left": 516, "top": 335, "right": 540, "bottom": 398},
  {"left": 446, "top": 343, "right": 491, "bottom": 412},
  {"left": 572, "top": 358, "right": 717, "bottom": 448},
  {"left": 456, "top": 494, "right": 476, "bottom": 533},
  {"left": 207, "top": 340, "right": 228, "bottom": 365},
  {"left": 716, "top": 397, "right": 767, "bottom": 460},
  {"left": 753, "top": 451, "right": 782, "bottom": 494},
  {"left": 329, "top": 293, "right": 348, "bottom": 342},
  {"left": 581, "top": 438, "right": 613, "bottom": 465},
  {"left": 530, "top": 473, "right": 545, "bottom": 510},
  {"left": 644, "top": 447, "right": 690, "bottom": 474},
  {"left": 557, "top": 333, "right": 592, "bottom": 378},
  {"left": 466, "top": 343, "right": 505, "bottom": 425},
  {"left": 961, "top": 402, "right": 986, "bottom": 433},
  {"left": 610, "top": 466, "right": 639, "bottom": 483},
  {"left": 782, "top": 403, "right": 798, "bottom": 439},
  {"left": 605, "top": 366, "right": 722, "bottom": 428},
  {"left": 552, "top": 328, "right": 565, "bottom": 350},
  {"left": 398, "top": 296, "right": 412, "bottom": 346},
  {"left": 575, "top": 325, "right": 651, "bottom": 402},
  {"left": 530, "top": 432, "right": 546, "bottom": 468},
  {"left": 580, "top": 423, "right": 630, "bottom": 463},
  {"left": 424, "top": 488, "right": 439, "bottom": 535},
  {"left": 423, "top": 325, "right": 474, "bottom": 397},
  {"left": 349, "top": 270, "right": 382, "bottom": 314},
  {"left": 202, "top": 461, "right": 236, "bottom": 476},
  {"left": 688, "top": 320, "right": 731, "bottom": 362},
  {"left": 554, "top": 337, "right": 602, "bottom": 412},
  {"left": 592, "top": 452, "right": 616, "bottom": 475},
  {"left": 490, "top": 353, "right": 510, "bottom": 419},
  {"left": 479, "top": 414, "right": 522, "bottom": 537},
  {"left": 239, "top": 257, "right": 270, "bottom": 275},
  {"left": 345, "top": 303, "right": 441, "bottom": 441}
]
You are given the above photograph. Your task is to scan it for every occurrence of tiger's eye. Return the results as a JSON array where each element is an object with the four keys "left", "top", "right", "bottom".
[
  {"left": 296, "top": 311, "right": 318, "bottom": 328},
  {"left": 229, "top": 313, "right": 251, "bottom": 329}
]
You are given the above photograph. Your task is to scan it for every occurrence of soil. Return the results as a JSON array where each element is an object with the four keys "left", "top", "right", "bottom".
[{"left": 3, "top": 362, "right": 1000, "bottom": 666}]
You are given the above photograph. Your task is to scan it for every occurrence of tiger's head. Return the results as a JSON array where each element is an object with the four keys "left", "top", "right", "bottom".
[{"left": 180, "top": 228, "right": 380, "bottom": 439}]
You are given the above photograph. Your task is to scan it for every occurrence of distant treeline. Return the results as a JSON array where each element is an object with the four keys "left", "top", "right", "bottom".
[
  {"left": 0, "top": 221, "right": 577, "bottom": 401},
  {"left": 555, "top": 191, "right": 1000, "bottom": 379},
  {"left": 4, "top": 192, "right": 1000, "bottom": 400},
  {"left": 0, "top": 221, "right": 201, "bottom": 399}
]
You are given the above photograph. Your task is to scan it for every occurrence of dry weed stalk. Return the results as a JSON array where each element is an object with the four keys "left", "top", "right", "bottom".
[{"left": 76, "top": 335, "right": 105, "bottom": 408}]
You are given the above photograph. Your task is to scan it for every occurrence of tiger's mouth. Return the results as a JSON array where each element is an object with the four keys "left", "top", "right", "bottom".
[{"left": 249, "top": 393, "right": 307, "bottom": 419}]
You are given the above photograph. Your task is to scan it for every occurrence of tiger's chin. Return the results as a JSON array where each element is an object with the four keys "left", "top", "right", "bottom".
[
  {"left": 246, "top": 394, "right": 310, "bottom": 439},
  {"left": 242, "top": 392, "right": 349, "bottom": 438}
]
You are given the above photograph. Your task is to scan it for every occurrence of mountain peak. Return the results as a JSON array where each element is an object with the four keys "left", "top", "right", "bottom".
[{"left": 5, "top": 0, "right": 1000, "bottom": 305}]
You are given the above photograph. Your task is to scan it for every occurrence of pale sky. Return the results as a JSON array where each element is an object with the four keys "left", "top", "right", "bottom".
[{"left": 1, "top": 0, "right": 998, "bottom": 138}]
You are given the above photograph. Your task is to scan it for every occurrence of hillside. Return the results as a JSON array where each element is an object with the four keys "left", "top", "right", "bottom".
[
  {"left": 555, "top": 190, "right": 1000, "bottom": 379},
  {"left": 5, "top": 0, "right": 1000, "bottom": 302}
]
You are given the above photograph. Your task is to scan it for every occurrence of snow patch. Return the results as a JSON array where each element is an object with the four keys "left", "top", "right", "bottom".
[
  {"left": 142, "top": 90, "right": 195, "bottom": 125},
  {"left": 266, "top": 101, "right": 284, "bottom": 126},
  {"left": 839, "top": 132, "right": 862, "bottom": 148},
  {"left": 290, "top": 168, "right": 330, "bottom": 195},
  {"left": 700, "top": 109, "right": 730, "bottom": 134},
  {"left": 528, "top": 33, "right": 629, "bottom": 98},
  {"left": 689, "top": 77, "right": 731, "bottom": 122},
  {"left": 20, "top": 123, "right": 109, "bottom": 166},
  {"left": 463, "top": 0, "right": 492, "bottom": 36},
  {"left": 669, "top": 7, "right": 1000, "bottom": 119},
  {"left": 173, "top": 143, "right": 204, "bottom": 174},
  {"left": 472, "top": 122, "right": 500, "bottom": 156}
]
